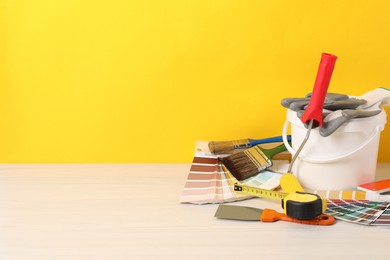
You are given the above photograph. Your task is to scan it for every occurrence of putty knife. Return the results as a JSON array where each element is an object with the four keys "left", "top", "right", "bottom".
[{"left": 214, "top": 205, "right": 335, "bottom": 225}]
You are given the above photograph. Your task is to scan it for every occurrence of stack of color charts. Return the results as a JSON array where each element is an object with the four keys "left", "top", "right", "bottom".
[{"left": 305, "top": 189, "right": 390, "bottom": 226}]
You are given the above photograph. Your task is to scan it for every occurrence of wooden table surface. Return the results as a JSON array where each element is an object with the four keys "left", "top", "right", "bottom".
[{"left": 0, "top": 163, "right": 389, "bottom": 260}]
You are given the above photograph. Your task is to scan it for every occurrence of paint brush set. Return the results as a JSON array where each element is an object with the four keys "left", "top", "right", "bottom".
[{"left": 180, "top": 140, "right": 290, "bottom": 204}]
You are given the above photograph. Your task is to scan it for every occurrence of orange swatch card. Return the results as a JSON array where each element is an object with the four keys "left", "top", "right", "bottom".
[{"left": 358, "top": 179, "right": 390, "bottom": 194}]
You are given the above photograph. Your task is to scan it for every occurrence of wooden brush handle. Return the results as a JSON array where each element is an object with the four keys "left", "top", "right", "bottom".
[{"left": 300, "top": 53, "right": 337, "bottom": 127}]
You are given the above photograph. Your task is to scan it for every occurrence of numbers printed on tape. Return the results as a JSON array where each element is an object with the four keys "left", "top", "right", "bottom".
[{"left": 234, "top": 183, "right": 287, "bottom": 200}]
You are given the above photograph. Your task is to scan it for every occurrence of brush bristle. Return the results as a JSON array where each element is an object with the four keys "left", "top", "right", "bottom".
[
  {"left": 208, "top": 139, "right": 250, "bottom": 154},
  {"left": 222, "top": 153, "right": 258, "bottom": 180},
  {"left": 222, "top": 146, "right": 272, "bottom": 180}
]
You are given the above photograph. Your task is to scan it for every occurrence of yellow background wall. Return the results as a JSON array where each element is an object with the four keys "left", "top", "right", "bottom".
[{"left": 2, "top": 0, "right": 390, "bottom": 163}]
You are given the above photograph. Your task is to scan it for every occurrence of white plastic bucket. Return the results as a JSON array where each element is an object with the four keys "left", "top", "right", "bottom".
[{"left": 282, "top": 109, "right": 387, "bottom": 190}]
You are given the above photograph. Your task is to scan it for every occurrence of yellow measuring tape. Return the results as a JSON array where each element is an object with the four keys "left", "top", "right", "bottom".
[
  {"left": 234, "top": 183, "right": 327, "bottom": 220},
  {"left": 234, "top": 183, "right": 288, "bottom": 200}
]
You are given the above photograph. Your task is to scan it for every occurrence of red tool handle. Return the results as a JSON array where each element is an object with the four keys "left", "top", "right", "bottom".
[
  {"left": 260, "top": 208, "right": 335, "bottom": 225},
  {"left": 300, "top": 53, "right": 337, "bottom": 127}
]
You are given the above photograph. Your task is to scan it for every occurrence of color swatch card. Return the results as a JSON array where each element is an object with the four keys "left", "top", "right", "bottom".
[
  {"left": 179, "top": 155, "right": 250, "bottom": 204},
  {"left": 241, "top": 171, "right": 282, "bottom": 190},
  {"left": 180, "top": 141, "right": 285, "bottom": 204},
  {"left": 357, "top": 179, "right": 390, "bottom": 194},
  {"left": 372, "top": 208, "right": 390, "bottom": 226},
  {"left": 325, "top": 199, "right": 390, "bottom": 226}
]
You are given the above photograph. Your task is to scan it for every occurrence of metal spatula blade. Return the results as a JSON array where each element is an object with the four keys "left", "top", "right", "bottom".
[{"left": 214, "top": 205, "right": 262, "bottom": 221}]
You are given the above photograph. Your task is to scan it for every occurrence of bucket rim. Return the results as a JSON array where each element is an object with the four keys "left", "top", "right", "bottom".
[{"left": 286, "top": 109, "right": 387, "bottom": 133}]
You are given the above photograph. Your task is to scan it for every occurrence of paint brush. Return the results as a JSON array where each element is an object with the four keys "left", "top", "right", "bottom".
[
  {"left": 221, "top": 142, "right": 288, "bottom": 181},
  {"left": 208, "top": 135, "right": 291, "bottom": 154}
]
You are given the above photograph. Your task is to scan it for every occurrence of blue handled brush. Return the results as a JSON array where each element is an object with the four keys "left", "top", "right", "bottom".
[{"left": 208, "top": 135, "right": 291, "bottom": 154}]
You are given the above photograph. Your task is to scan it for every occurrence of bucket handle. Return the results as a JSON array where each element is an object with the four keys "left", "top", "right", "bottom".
[{"left": 282, "top": 119, "right": 384, "bottom": 163}]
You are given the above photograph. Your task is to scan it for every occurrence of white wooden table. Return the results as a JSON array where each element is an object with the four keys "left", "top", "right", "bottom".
[{"left": 0, "top": 164, "right": 389, "bottom": 260}]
